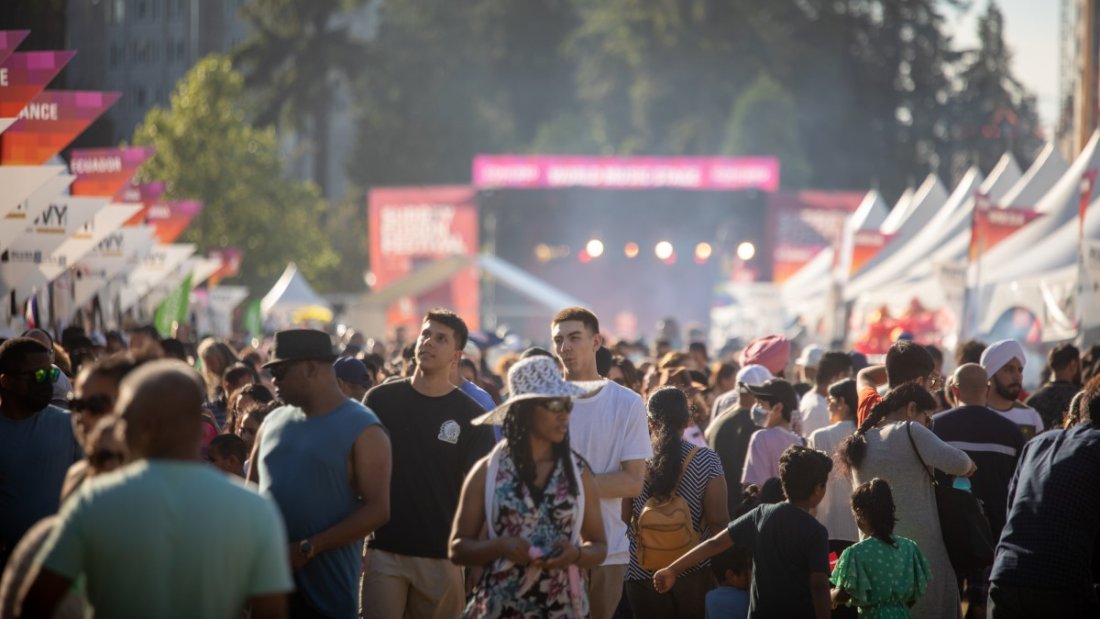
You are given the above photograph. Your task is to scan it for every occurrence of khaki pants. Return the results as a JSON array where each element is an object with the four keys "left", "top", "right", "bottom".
[
  {"left": 588, "top": 564, "right": 628, "bottom": 619},
  {"left": 360, "top": 549, "right": 464, "bottom": 619}
]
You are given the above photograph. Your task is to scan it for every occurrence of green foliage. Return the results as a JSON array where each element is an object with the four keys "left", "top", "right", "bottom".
[
  {"left": 722, "top": 74, "right": 810, "bottom": 189},
  {"left": 130, "top": 55, "right": 340, "bottom": 294}
]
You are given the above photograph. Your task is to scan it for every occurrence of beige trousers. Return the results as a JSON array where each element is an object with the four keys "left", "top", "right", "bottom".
[{"left": 360, "top": 549, "right": 464, "bottom": 619}]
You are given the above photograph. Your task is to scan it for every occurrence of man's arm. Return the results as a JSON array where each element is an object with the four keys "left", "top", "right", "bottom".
[
  {"left": 246, "top": 424, "right": 263, "bottom": 484},
  {"left": 857, "top": 364, "right": 886, "bottom": 390},
  {"left": 295, "top": 425, "right": 391, "bottom": 566},
  {"left": 248, "top": 593, "right": 288, "bottom": 619},
  {"left": 594, "top": 459, "right": 645, "bottom": 499},
  {"left": 17, "top": 568, "right": 73, "bottom": 619},
  {"left": 652, "top": 529, "right": 733, "bottom": 593},
  {"left": 810, "top": 572, "right": 832, "bottom": 619}
]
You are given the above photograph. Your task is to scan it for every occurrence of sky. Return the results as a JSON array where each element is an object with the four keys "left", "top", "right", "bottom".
[{"left": 946, "top": 0, "right": 1061, "bottom": 137}]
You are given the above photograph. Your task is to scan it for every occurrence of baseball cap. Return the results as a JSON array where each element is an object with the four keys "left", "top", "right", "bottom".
[
  {"left": 333, "top": 357, "right": 372, "bottom": 387},
  {"left": 796, "top": 345, "right": 824, "bottom": 368},
  {"left": 736, "top": 364, "right": 773, "bottom": 389},
  {"left": 744, "top": 378, "right": 799, "bottom": 413}
]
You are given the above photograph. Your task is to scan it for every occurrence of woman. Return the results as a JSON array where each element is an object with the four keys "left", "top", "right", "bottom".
[
  {"left": 807, "top": 378, "right": 861, "bottom": 548},
  {"left": 837, "top": 384, "right": 976, "bottom": 618},
  {"left": 624, "top": 386, "right": 728, "bottom": 619},
  {"left": 196, "top": 338, "right": 239, "bottom": 428},
  {"left": 225, "top": 383, "right": 274, "bottom": 435},
  {"left": 450, "top": 356, "right": 607, "bottom": 618}
]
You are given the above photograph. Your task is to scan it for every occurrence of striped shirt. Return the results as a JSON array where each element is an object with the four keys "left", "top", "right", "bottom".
[{"left": 626, "top": 441, "right": 725, "bottom": 580}]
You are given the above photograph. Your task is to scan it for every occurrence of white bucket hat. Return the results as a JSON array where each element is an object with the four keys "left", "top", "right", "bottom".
[{"left": 472, "top": 356, "right": 596, "bottom": 426}]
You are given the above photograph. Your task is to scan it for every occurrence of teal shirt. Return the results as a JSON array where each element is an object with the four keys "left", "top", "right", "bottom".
[
  {"left": 830, "top": 535, "right": 932, "bottom": 618},
  {"left": 40, "top": 460, "right": 292, "bottom": 619}
]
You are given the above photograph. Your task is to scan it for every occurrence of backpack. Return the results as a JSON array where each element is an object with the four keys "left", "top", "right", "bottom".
[{"left": 633, "top": 447, "right": 701, "bottom": 571}]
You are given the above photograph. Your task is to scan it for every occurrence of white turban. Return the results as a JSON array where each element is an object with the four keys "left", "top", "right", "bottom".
[{"left": 980, "top": 339, "right": 1026, "bottom": 375}]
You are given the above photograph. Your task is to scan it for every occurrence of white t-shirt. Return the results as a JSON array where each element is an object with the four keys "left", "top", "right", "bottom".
[
  {"left": 568, "top": 379, "right": 652, "bottom": 565},
  {"left": 741, "top": 426, "right": 803, "bottom": 486},
  {"left": 807, "top": 420, "right": 858, "bottom": 542},
  {"left": 989, "top": 403, "right": 1044, "bottom": 440},
  {"left": 799, "top": 391, "right": 829, "bottom": 438}
]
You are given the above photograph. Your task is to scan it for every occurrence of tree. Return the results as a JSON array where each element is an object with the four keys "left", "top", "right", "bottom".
[
  {"left": 234, "top": 0, "right": 370, "bottom": 197},
  {"left": 131, "top": 55, "right": 340, "bottom": 293},
  {"left": 722, "top": 74, "right": 810, "bottom": 189},
  {"left": 946, "top": 1, "right": 1043, "bottom": 176}
]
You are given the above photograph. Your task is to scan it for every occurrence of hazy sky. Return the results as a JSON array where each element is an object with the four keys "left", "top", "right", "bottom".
[{"left": 946, "top": 0, "right": 1060, "bottom": 137}]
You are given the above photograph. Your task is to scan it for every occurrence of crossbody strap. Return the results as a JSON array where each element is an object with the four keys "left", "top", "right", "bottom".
[
  {"left": 904, "top": 421, "right": 937, "bottom": 486},
  {"left": 673, "top": 446, "right": 701, "bottom": 497}
]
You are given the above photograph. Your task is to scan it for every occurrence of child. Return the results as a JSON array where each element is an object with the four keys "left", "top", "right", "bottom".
[
  {"left": 705, "top": 546, "right": 752, "bottom": 619},
  {"left": 829, "top": 478, "right": 931, "bottom": 617},
  {"left": 654, "top": 445, "right": 833, "bottom": 618},
  {"left": 207, "top": 434, "right": 248, "bottom": 478}
]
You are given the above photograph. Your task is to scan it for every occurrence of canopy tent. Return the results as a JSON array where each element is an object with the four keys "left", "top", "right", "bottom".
[
  {"left": 260, "top": 262, "right": 332, "bottom": 322},
  {"left": 881, "top": 186, "right": 915, "bottom": 234}
]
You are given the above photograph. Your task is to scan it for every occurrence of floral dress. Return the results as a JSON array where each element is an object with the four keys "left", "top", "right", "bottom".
[
  {"left": 830, "top": 535, "right": 932, "bottom": 618},
  {"left": 464, "top": 443, "right": 588, "bottom": 619}
]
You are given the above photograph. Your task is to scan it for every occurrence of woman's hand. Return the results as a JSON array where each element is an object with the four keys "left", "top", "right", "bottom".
[
  {"left": 533, "top": 538, "right": 581, "bottom": 570},
  {"left": 495, "top": 536, "right": 532, "bottom": 564}
]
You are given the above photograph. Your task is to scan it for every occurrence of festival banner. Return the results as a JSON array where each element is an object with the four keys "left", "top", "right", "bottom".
[
  {"left": 0, "top": 51, "right": 75, "bottom": 118},
  {"left": 117, "top": 243, "right": 196, "bottom": 312},
  {"left": 69, "top": 146, "right": 155, "bottom": 198},
  {"left": 0, "top": 173, "right": 73, "bottom": 250},
  {"left": 473, "top": 155, "right": 781, "bottom": 192},
  {"left": 769, "top": 191, "right": 865, "bottom": 284},
  {"left": 206, "top": 247, "right": 243, "bottom": 287},
  {"left": 244, "top": 299, "right": 263, "bottom": 339},
  {"left": 0, "top": 164, "right": 64, "bottom": 219},
  {"left": 368, "top": 186, "right": 479, "bottom": 331},
  {"left": 968, "top": 193, "right": 1043, "bottom": 262},
  {"left": 153, "top": 272, "right": 193, "bottom": 337},
  {"left": 70, "top": 225, "right": 157, "bottom": 315},
  {"left": 50, "top": 203, "right": 144, "bottom": 274},
  {"left": 145, "top": 199, "right": 202, "bottom": 244},
  {"left": 849, "top": 230, "right": 896, "bottom": 276},
  {"left": 119, "top": 181, "right": 167, "bottom": 224},
  {"left": 0, "top": 31, "right": 30, "bottom": 66},
  {"left": 0, "top": 90, "right": 120, "bottom": 165}
]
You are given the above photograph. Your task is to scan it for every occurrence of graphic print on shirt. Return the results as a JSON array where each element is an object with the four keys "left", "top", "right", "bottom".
[{"left": 438, "top": 419, "right": 461, "bottom": 444}]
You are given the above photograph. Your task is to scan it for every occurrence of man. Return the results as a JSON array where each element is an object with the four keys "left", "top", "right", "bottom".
[
  {"left": 931, "top": 363, "right": 1025, "bottom": 618},
  {"left": 362, "top": 310, "right": 493, "bottom": 619},
  {"left": 797, "top": 351, "right": 853, "bottom": 438},
  {"left": 21, "top": 359, "right": 292, "bottom": 618},
  {"left": 1025, "top": 343, "right": 1080, "bottom": 430},
  {"left": 856, "top": 340, "right": 937, "bottom": 426},
  {"left": 0, "top": 338, "right": 81, "bottom": 566},
  {"left": 552, "top": 307, "right": 651, "bottom": 619},
  {"left": 711, "top": 334, "right": 790, "bottom": 421},
  {"left": 334, "top": 356, "right": 373, "bottom": 402},
  {"left": 981, "top": 339, "right": 1044, "bottom": 440},
  {"left": 793, "top": 344, "right": 824, "bottom": 398},
  {"left": 688, "top": 341, "right": 710, "bottom": 379},
  {"left": 740, "top": 379, "right": 803, "bottom": 487},
  {"left": 707, "top": 364, "right": 769, "bottom": 514},
  {"left": 251, "top": 329, "right": 392, "bottom": 619},
  {"left": 987, "top": 381, "right": 1100, "bottom": 617}
]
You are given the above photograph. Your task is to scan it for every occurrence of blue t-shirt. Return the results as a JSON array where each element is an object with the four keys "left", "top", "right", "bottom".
[
  {"left": 0, "top": 405, "right": 81, "bottom": 562},
  {"left": 257, "top": 400, "right": 381, "bottom": 619},
  {"left": 459, "top": 380, "right": 502, "bottom": 442},
  {"left": 706, "top": 585, "right": 749, "bottom": 619}
]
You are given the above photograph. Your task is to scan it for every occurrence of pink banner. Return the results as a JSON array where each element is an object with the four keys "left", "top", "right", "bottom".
[
  {"left": 472, "top": 155, "right": 780, "bottom": 192},
  {"left": 0, "top": 90, "right": 121, "bottom": 164},
  {"left": 70, "top": 146, "right": 155, "bottom": 198},
  {"left": 0, "top": 31, "right": 29, "bottom": 66},
  {"left": 0, "top": 51, "right": 76, "bottom": 117}
]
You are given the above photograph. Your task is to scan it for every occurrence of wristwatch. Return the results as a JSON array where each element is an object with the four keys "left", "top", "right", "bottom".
[{"left": 299, "top": 539, "right": 316, "bottom": 560}]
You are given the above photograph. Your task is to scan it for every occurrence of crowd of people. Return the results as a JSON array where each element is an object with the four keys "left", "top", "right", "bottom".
[{"left": 0, "top": 307, "right": 1098, "bottom": 618}]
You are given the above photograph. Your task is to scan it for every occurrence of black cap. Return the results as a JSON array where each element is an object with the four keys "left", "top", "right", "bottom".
[{"left": 744, "top": 378, "right": 799, "bottom": 414}]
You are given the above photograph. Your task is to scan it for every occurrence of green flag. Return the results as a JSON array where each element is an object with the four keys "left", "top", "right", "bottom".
[
  {"left": 244, "top": 299, "right": 263, "bottom": 339},
  {"left": 153, "top": 272, "right": 193, "bottom": 338}
]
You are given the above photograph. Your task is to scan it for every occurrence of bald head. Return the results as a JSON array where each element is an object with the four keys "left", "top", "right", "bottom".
[
  {"left": 953, "top": 363, "right": 989, "bottom": 406},
  {"left": 118, "top": 359, "right": 206, "bottom": 459}
]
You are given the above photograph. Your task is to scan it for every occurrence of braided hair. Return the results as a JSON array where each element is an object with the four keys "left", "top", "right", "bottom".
[
  {"left": 646, "top": 386, "right": 691, "bottom": 499},
  {"left": 851, "top": 478, "right": 898, "bottom": 546},
  {"left": 502, "top": 399, "right": 581, "bottom": 501},
  {"left": 836, "top": 383, "right": 937, "bottom": 476}
]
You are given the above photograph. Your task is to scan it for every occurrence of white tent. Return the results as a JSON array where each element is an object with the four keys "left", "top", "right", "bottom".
[
  {"left": 881, "top": 186, "right": 916, "bottom": 234},
  {"left": 260, "top": 262, "right": 332, "bottom": 318}
]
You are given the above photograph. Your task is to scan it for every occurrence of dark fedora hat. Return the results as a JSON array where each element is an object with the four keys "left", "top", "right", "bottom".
[{"left": 263, "top": 329, "right": 337, "bottom": 368}]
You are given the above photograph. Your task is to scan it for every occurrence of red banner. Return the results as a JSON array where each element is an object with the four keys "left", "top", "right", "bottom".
[
  {"left": 769, "top": 191, "right": 865, "bottom": 283},
  {"left": 0, "top": 90, "right": 120, "bottom": 164},
  {"left": 145, "top": 199, "right": 202, "bottom": 244},
  {"left": 0, "top": 31, "right": 29, "bottom": 66},
  {"left": 207, "top": 247, "right": 243, "bottom": 287},
  {"left": 0, "top": 51, "right": 75, "bottom": 118},
  {"left": 849, "top": 229, "right": 896, "bottom": 276},
  {"left": 969, "top": 192, "right": 1042, "bottom": 262},
  {"left": 368, "top": 186, "right": 479, "bottom": 331},
  {"left": 70, "top": 146, "right": 155, "bottom": 198}
]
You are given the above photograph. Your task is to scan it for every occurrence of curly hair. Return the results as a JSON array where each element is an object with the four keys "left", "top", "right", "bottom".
[
  {"left": 646, "top": 386, "right": 691, "bottom": 499},
  {"left": 502, "top": 399, "right": 580, "bottom": 501},
  {"left": 836, "top": 383, "right": 937, "bottom": 476},
  {"left": 851, "top": 478, "right": 898, "bottom": 546}
]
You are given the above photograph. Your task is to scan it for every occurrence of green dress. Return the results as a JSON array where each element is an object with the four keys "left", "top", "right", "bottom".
[{"left": 830, "top": 535, "right": 932, "bottom": 618}]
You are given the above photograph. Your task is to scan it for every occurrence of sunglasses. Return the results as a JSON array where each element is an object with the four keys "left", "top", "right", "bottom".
[
  {"left": 88, "top": 450, "right": 125, "bottom": 468},
  {"left": 538, "top": 399, "right": 573, "bottom": 414},
  {"left": 268, "top": 361, "right": 304, "bottom": 381},
  {"left": 68, "top": 394, "right": 114, "bottom": 416},
  {"left": 12, "top": 367, "right": 61, "bottom": 384}
]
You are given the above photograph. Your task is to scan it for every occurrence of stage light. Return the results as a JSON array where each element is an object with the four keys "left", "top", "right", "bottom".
[
  {"left": 535, "top": 244, "right": 554, "bottom": 263},
  {"left": 655, "top": 241, "right": 674, "bottom": 260},
  {"left": 586, "top": 239, "right": 605, "bottom": 258},
  {"left": 737, "top": 241, "right": 756, "bottom": 261},
  {"left": 624, "top": 242, "right": 640, "bottom": 258},
  {"left": 695, "top": 242, "right": 712, "bottom": 262}
]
